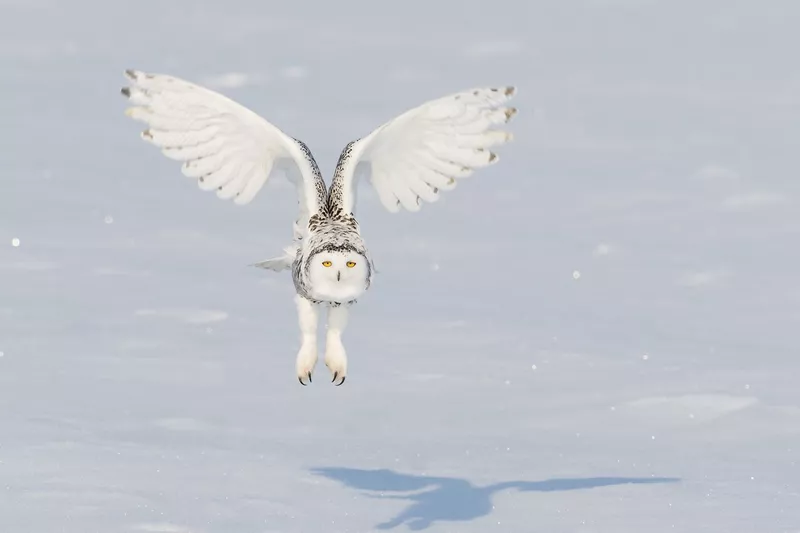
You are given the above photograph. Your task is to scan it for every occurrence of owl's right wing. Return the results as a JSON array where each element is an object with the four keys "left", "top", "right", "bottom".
[
  {"left": 120, "top": 69, "right": 327, "bottom": 230},
  {"left": 328, "top": 86, "right": 517, "bottom": 215}
]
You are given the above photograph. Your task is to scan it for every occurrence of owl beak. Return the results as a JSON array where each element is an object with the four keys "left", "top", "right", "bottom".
[{"left": 337, "top": 270, "right": 341, "bottom": 282}]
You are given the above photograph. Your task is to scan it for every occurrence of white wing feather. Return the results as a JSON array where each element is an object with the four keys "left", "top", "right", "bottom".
[
  {"left": 331, "top": 86, "right": 517, "bottom": 214},
  {"left": 120, "top": 69, "right": 326, "bottom": 229}
]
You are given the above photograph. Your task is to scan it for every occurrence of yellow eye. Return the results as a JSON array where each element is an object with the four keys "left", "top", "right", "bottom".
[
  {"left": 322, "top": 261, "right": 332, "bottom": 267},
  {"left": 346, "top": 261, "right": 356, "bottom": 268}
]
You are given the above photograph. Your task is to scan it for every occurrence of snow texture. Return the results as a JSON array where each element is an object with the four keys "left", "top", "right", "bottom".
[{"left": 1, "top": 1, "right": 799, "bottom": 532}]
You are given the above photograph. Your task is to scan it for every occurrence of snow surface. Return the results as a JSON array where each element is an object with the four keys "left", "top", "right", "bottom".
[{"left": 2, "top": 1, "right": 799, "bottom": 531}]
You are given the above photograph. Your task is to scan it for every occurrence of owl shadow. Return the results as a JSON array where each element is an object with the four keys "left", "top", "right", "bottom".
[{"left": 310, "top": 467, "right": 679, "bottom": 531}]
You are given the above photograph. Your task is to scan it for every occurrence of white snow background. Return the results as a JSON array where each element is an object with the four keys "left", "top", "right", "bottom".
[{"left": 1, "top": 1, "right": 799, "bottom": 532}]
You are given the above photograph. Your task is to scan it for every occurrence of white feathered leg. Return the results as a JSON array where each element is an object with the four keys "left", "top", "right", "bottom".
[
  {"left": 295, "top": 295, "right": 319, "bottom": 385},
  {"left": 325, "top": 305, "right": 349, "bottom": 386}
]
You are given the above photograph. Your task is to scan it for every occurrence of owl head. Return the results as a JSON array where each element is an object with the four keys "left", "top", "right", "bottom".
[{"left": 306, "top": 246, "right": 372, "bottom": 303}]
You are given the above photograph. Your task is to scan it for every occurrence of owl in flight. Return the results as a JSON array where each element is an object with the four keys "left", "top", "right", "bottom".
[{"left": 120, "top": 69, "right": 517, "bottom": 386}]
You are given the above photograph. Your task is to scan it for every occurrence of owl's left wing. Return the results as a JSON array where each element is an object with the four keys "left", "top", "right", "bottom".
[
  {"left": 119, "top": 69, "right": 328, "bottom": 230},
  {"left": 328, "top": 86, "right": 517, "bottom": 215}
]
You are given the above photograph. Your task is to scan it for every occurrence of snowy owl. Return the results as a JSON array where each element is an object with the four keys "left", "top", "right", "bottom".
[{"left": 120, "top": 69, "right": 517, "bottom": 386}]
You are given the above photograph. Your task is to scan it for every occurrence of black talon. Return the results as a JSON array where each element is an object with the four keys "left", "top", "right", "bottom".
[
  {"left": 332, "top": 372, "right": 338, "bottom": 383},
  {"left": 299, "top": 377, "right": 307, "bottom": 386},
  {"left": 336, "top": 376, "right": 346, "bottom": 386},
  {"left": 308, "top": 372, "right": 312, "bottom": 383}
]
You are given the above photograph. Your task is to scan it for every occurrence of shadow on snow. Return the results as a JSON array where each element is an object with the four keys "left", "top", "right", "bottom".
[{"left": 311, "top": 467, "right": 679, "bottom": 530}]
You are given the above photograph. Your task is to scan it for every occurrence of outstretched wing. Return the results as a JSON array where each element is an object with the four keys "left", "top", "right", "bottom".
[
  {"left": 327, "top": 86, "right": 517, "bottom": 215},
  {"left": 120, "top": 69, "right": 328, "bottom": 230}
]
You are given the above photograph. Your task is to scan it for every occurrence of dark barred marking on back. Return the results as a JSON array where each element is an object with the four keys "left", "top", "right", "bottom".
[
  {"left": 291, "top": 136, "right": 329, "bottom": 212},
  {"left": 327, "top": 139, "right": 359, "bottom": 214}
]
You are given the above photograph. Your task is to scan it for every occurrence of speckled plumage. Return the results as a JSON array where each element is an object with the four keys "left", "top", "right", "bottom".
[
  {"left": 293, "top": 214, "right": 372, "bottom": 306},
  {"left": 282, "top": 137, "right": 371, "bottom": 306},
  {"left": 120, "top": 69, "right": 517, "bottom": 384}
]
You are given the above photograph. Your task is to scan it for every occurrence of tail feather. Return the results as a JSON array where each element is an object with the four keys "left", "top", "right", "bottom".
[{"left": 251, "top": 245, "right": 297, "bottom": 272}]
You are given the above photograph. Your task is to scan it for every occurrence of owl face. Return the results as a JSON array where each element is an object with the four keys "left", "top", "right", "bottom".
[{"left": 306, "top": 250, "right": 370, "bottom": 303}]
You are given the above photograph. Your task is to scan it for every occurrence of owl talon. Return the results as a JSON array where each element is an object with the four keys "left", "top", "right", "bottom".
[{"left": 299, "top": 376, "right": 307, "bottom": 386}]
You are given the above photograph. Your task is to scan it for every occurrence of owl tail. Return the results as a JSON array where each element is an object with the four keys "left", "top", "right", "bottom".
[{"left": 250, "top": 245, "right": 297, "bottom": 272}]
